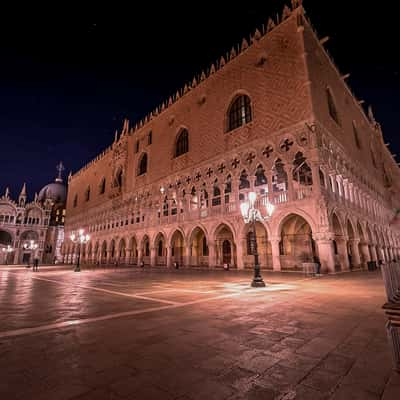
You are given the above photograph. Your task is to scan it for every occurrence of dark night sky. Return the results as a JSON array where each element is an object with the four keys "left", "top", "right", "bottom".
[{"left": 0, "top": 1, "right": 399, "bottom": 199}]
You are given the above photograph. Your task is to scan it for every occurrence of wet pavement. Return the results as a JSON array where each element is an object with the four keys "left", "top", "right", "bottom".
[{"left": 0, "top": 266, "right": 399, "bottom": 399}]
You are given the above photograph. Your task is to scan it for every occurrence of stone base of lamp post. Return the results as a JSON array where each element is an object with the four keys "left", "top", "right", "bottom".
[{"left": 251, "top": 276, "right": 266, "bottom": 287}]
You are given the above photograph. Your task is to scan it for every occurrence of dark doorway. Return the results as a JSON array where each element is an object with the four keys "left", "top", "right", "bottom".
[{"left": 222, "top": 240, "right": 231, "bottom": 264}]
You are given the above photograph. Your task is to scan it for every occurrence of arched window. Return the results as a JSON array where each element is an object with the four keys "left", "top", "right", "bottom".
[
  {"left": 272, "top": 159, "right": 288, "bottom": 192},
  {"left": 158, "top": 240, "right": 163, "bottom": 257},
  {"left": 319, "top": 168, "right": 325, "bottom": 188},
  {"left": 228, "top": 95, "right": 252, "bottom": 132},
  {"left": 212, "top": 180, "right": 221, "bottom": 206},
  {"left": 138, "top": 153, "right": 148, "bottom": 176},
  {"left": 255, "top": 164, "right": 267, "bottom": 187},
  {"left": 116, "top": 169, "right": 123, "bottom": 187},
  {"left": 73, "top": 194, "right": 78, "bottom": 208},
  {"left": 200, "top": 187, "right": 208, "bottom": 208},
  {"left": 352, "top": 122, "right": 361, "bottom": 149},
  {"left": 163, "top": 197, "right": 169, "bottom": 216},
  {"left": 175, "top": 129, "right": 189, "bottom": 157},
  {"left": 326, "top": 87, "right": 340, "bottom": 125},
  {"left": 239, "top": 170, "right": 250, "bottom": 190},
  {"left": 292, "top": 152, "right": 313, "bottom": 186},
  {"left": 99, "top": 178, "right": 106, "bottom": 194},
  {"left": 85, "top": 186, "right": 90, "bottom": 202}
]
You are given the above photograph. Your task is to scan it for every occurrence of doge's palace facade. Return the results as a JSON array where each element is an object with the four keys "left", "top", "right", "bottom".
[{"left": 63, "top": 3, "right": 400, "bottom": 273}]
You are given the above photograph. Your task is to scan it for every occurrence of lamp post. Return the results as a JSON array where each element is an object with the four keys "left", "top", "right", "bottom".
[
  {"left": 2, "top": 245, "right": 14, "bottom": 265},
  {"left": 23, "top": 240, "right": 38, "bottom": 267},
  {"left": 70, "top": 229, "right": 90, "bottom": 272},
  {"left": 240, "top": 192, "right": 275, "bottom": 287}
]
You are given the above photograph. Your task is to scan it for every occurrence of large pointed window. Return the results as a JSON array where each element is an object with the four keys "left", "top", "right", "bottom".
[
  {"left": 227, "top": 95, "right": 252, "bottom": 132},
  {"left": 175, "top": 129, "right": 189, "bottom": 157},
  {"left": 138, "top": 153, "right": 148, "bottom": 176},
  {"left": 85, "top": 186, "right": 91, "bottom": 202},
  {"left": 99, "top": 177, "right": 106, "bottom": 194},
  {"left": 326, "top": 87, "right": 340, "bottom": 125}
]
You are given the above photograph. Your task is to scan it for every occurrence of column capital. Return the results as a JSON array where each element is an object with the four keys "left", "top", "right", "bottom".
[
  {"left": 313, "top": 232, "right": 334, "bottom": 242},
  {"left": 269, "top": 236, "right": 281, "bottom": 243}
]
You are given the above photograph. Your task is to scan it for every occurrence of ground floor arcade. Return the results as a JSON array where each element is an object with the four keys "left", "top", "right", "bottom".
[{"left": 62, "top": 209, "right": 400, "bottom": 273}]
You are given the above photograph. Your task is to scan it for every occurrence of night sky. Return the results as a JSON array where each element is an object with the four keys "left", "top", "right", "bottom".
[{"left": 0, "top": 1, "right": 399, "bottom": 200}]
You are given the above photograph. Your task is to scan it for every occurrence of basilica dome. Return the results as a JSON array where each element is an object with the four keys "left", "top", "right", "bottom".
[{"left": 38, "top": 180, "right": 67, "bottom": 204}]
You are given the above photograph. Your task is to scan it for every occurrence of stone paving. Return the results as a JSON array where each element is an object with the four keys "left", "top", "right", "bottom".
[{"left": 0, "top": 265, "right": 399, "bottom": 399}]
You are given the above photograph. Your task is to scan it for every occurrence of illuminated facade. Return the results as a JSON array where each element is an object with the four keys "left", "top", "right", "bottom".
[
  {"left": 0, "top": 166, "right": 66, "bottom": 265},
  {"left": 63, "top": 3, "right": 400, "bottom": 273}
]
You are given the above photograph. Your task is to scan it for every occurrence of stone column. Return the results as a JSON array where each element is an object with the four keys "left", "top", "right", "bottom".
[
  {"left": 208, "top": 240, "right": 216, "bottom": 268},
  {"left": 287, "top": 171, "right": 294, "bottom": 202},
  {"left": 360, "top": 242, "right": 370, "bottom": 266},
  {"left": 184, "top": 244, "right": 191, "bottom": 267},
  {"left": 125, "top": 249, "right": 131, "bottom": 265},
  {"left": 14, "top": 248, "right": 21, "bottom": 265},
  {"left": 343, "top": 179, "right": 349, "bottom": 200},
  {"left": 270, "top": 236, "right": 281, "bottom": 272},
  {"left": 336, "top": 238, "right": 349, "bottom": 271},
  {"left": 166, "top": 246, "right": 172, "bottom": 268},
  {"left": 236, "top": 237, "right": 245, "bottom": 270},
  {"left": 350, "top": 239, "right": 361, "bottom": 268},
  {"left": 315, "top": 236, "right": 335, "bottom": 273},
  {"left": 311, "top": 162, "right": 321, "bottom": 196},
  {"left": 370, "top": 245, "right": 377, "bottom": 262},
  {"left": 137, "top": 248, "right": 143, "bottom": 266},
  {"left": 150, "top": 247, "right": 156, "bottom": 267}
]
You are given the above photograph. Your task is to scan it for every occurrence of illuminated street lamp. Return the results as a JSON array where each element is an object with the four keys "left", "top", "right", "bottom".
[
  {"left": 2, "top": 245, "right": 14, "bottom": 265},
  {"left": 70, "top": 229, "right": 90, "bottom": 272},
  {"left": 23, "top": 240, "right": 38, "bottom": 251},
  {"left": 240, "top": 192, "right": 275, "bottom": 287}
]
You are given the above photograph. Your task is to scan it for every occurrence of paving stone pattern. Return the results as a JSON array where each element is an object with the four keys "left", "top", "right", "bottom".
[{"left": 0, "top": 266, "right": 399, "bottom": 399}]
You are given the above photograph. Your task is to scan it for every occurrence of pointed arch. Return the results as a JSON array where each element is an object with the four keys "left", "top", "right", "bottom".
[
  {"left": 239, "top": 169, "right": 250, "bottom": 190},
  {"left": 326, "top": 87, "right": 340, "bottom": 125},
  {"left": 227, "top": 94, "right": 252, "bottom": 132},
  {"left": 292, "top": 152, "right": 312, "bottom": 186},
  {"left": 272, "top": 158, "right": 288, "bottom": 192},
  {"left": 278, "top": 213, "right": 314, "bottom": 269},
  {"left": 255, "top": 164, "right": 268, "bottom": 187},
  {"left": 213, "top": 223, "right": 237, "bottom": 267},
  {"left": 118, "top": 238, "right": 126, "bottom": 261},
  {"left": 189, "top": 226, "right": 209, "bottom": 267},
  {"left": 138, "top": 153, "right": 148, "bottom": 176},
  {"left": 99, "top": 177, "right": 106, "bottom": 194},
  {"left": 175, "top": 128, "right": 189, "bottom": 157},
  {"left": 85, "top": 185, "right": 91, "bottom": 202}
]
